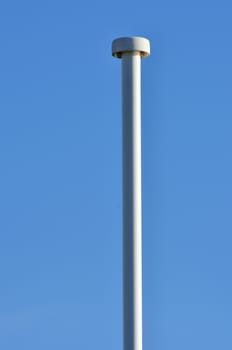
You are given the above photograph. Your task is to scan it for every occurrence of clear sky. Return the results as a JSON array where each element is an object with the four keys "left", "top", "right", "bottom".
[{"left": 0, "top": 0, "right": 232, "bottom": 349}]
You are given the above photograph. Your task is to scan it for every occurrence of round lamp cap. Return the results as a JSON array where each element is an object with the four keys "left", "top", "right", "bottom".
[{"left": 112, "top": 36, "right": 150, "bottom": 58}]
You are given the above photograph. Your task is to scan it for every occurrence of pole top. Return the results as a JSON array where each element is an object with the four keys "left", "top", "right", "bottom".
[{"left": 112, "top": 36, "right": 150, "bottom": 59}]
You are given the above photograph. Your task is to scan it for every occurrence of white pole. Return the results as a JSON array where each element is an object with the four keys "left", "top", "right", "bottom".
[{"left": 112, "top": 37, "right": 150, "bottom": 350}]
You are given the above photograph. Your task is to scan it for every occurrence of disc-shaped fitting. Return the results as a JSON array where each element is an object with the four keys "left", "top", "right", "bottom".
[{"left": 112, "top": 36, "right": 150, "bottom": 58}]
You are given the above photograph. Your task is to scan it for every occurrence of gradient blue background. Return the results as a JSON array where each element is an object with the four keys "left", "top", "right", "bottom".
[{"left": 0, "top": 0, "right": 232, "bottom": 349}]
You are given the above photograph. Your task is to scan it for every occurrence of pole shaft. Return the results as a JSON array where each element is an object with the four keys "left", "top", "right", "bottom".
[{"left": 122, "top": 53, "right": 142, "bottom": 350}]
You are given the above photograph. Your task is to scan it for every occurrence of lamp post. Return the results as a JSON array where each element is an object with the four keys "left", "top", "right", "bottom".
[{"left": 112, "top": 37, "right": 150, "bottom": 350}]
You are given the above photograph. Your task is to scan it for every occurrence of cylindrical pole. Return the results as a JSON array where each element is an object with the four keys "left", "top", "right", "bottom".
[
  {"left": 123, "top": 52, "right": 142, "bottom": 350},
  {"left": 112, "top": 37, "right": 150, "bottom": 350}
]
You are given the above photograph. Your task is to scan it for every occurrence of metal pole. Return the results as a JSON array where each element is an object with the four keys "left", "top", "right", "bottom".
[{"left": 112, "top": 37, "right": 150, "bottom": 350}]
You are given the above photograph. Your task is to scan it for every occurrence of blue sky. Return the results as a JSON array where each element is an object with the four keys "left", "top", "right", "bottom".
[{"left": 0, "top": 0, "right": 232, "bottom": 349}]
